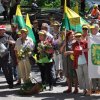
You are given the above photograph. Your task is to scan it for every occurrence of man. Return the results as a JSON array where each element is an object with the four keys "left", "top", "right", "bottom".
[
  {"left": 80, "top": 0, "right": 85, "bottom": 14},
  {"left": 31, "top": 20, "right": 40, "bottom": 65},
  {"left": 90, "top": 24, "right": 100, "bottom": 36},
  {"left": 91, "top": 4, "right": 100, "bottom": 19},
  {"left": 51, "top": 21, "right": 63, "bottom": 79},
  {"left": 14, "top": 28, "right": 34, "bottom": 83},
  {"left": 90, "top": 24, "right": 100, "bottom": 93},
  {"left": 32, "top": 20, "right": 40, "bottom": 45},
  {"left": 0, "top": 25, "right": 15, "bottom": 88},
  {"left": 1, "top": 0, "right": 10, "bottom": 21},
  {"left": 9, "top": 0, "right": 20, "bottom": 23}
]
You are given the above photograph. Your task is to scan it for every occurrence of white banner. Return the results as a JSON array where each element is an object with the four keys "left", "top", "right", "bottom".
[{"left": 88, "top": 35, "right": 100, "bottom": 78}]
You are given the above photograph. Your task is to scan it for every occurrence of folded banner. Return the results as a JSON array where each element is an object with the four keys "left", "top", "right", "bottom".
[{"left": 88, "top": 36, "right": 100, "bottom": 78}]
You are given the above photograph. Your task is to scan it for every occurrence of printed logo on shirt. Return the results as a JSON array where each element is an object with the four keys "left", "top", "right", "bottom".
[{"left": 91, "top": 44, "right": 100, "bottom": 65}]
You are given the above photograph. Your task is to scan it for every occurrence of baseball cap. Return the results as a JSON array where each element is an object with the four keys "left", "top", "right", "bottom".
[
  {"left": 38, "top": 30, "right": 46, "bottom": 35},
  {"left": 53, "top": 21, "right": 60, "bottom": 26},
  {"left": 94, "top": 4, "right": 98, "bottom": 8},
  {"left": 0, "top": 25, "right": 6, "bottom": 30},
  {"left": 82, "top": 25, "right": 88, "bottom": 29},
  {"left": 17, "top": 31, "right": 21, "bottom": 35},
  {"left": 75, "top": 32, "right": 82, "bottom": 37},
  {"left": 20, "top": 28, "right": 28, "bottom": 32}
]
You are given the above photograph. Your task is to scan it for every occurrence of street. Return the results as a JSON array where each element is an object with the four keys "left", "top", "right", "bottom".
[{"left": 0, "top": 67, "right": 100, "bottom": 100}]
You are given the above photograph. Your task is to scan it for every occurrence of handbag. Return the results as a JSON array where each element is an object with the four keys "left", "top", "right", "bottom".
[{"left": 0, "top": 42, "right": 8, "bottom": 57}]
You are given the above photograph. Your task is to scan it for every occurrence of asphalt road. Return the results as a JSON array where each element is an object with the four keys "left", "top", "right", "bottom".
[{"left": 0, "top": 66, "right": 100, "bottom": 100}]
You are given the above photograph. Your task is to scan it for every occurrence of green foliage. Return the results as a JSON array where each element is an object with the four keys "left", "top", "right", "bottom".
[
  {"left": 51, "top": 0, "right": 61, "bottom": 8},
  {"left": 37, "top": 0, "right": 61, "bottom": 8},
  {"left": 20, "top": 0, "right": 61, "bottom": 8},
  {"left": 20, "top": 0, "right": 33, "bottom": 6}
]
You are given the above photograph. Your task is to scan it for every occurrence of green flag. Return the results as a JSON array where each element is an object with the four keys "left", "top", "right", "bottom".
[
  {"left": 61, "top": 0, "right": 88, "bottom": 32},
  {"left": 14, "top": 5, "right": 26, "bottom": 29},
  {"left": 26, "top": 14, "right": 36, "bottom": 44}
]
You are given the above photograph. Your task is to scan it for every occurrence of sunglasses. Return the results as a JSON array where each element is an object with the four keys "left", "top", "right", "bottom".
[{"left": 82, "top": 28, "right": 88, "bottom": 30}]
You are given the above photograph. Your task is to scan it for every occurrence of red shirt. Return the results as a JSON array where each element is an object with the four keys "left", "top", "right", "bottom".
[{"left": 72, "top": 40, "right": 88, "bottom": 69}]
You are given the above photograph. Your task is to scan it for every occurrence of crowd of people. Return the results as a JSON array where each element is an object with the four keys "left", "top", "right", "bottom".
[
  {"left": 0, "top": 0, "right": 20, "bottom": 23},
  {"left": 0, "top": 3, "right": 100, "bottom": 96}
]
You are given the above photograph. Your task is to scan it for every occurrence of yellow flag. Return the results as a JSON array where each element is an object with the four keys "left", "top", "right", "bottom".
[
  {"left": 64, "top": 0, "right": 80, "bottom": 25},
  {"left": 26, "top": 14, "right": 36, "bottom": 44},
  {"left": 26, "top": 14, "right": 32, "bottom": 29},
  {"left": 74, "top": 1, "right": 79, "bottom": 14},
  {"left": 16, "top": 5, "right": 22, "bottom": 16}
]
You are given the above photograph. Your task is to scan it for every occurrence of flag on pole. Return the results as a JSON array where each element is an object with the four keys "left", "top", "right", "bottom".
[
  {"left": 61, "top": 0, "right": 88, "bottom": 32},
  {"left": 26, "top": 14, "right": 36, "bottom": 44},
  {"left": 73, "top": 1, "right": 79, "bottom": 14},
  {"left": 14, "top": 5, "right": 26, "bottom": 29}
]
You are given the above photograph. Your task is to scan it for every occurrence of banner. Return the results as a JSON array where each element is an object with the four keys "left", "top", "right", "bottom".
[{"left": 88, "top": 36, "right": 100, "bottom": 78}]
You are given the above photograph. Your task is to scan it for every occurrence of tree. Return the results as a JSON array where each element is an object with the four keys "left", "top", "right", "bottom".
[{"left": 61, "top": 0, "right": 70, "bottom": 8}]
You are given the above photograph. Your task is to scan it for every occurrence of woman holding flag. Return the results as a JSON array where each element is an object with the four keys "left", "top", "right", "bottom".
[{"left": 61, "top": 30, "right": 78, "bottom": 93}]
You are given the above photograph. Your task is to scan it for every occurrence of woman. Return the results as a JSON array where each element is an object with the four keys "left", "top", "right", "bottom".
[
  {"left": 61, "top": 30, "right": 78, "bottom": 93},
  {"left": 37, "top": 30, "right": 54, "bottom": 91},
  {"left": 72, "top": 32, "right": 90, "bottom": 95}
]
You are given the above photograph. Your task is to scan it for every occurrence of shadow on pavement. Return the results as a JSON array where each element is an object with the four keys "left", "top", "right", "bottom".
[
  {"left": 33, "top": 92, "right": 100, "bottom": 100},
  {"left": 0, "top": 89, "right": 19, "bottom": 97},
  {"left": 0, "top": 80, "right": 7, "bottom": 84}
]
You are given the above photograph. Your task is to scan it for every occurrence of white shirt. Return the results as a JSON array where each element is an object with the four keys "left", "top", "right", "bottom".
[
  {"left": 14, "top": 36, "right": 34, "bottom": 51},
  {"left": 78, "top": 45, "right": 87, "bottom": 65}
]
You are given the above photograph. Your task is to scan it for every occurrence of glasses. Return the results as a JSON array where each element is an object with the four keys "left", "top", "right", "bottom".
[{"left": 82, "top": 28, "right": 88, "bottom": 30}]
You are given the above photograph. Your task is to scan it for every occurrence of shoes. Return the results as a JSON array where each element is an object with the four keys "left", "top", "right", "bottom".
[
  {"left": 83, "top": 89, "right": 87, "bottom": 95},
  {"left": 49, "top": 86, "right": 53, "bottom": 91},
  {"left": 13, "top": 77, "right": 17, "bottom": 81},
  {"left": 8, "top": 84, "right": 13, "bottom": 89},
  {"left": 15, "top": 82, "right": 21, "bottom": 86},
  {"left": 73, "top": 89, "right": 78, "bottom": 94},
  {"left": 63, "top": 89, "right": 72, "bottom": 93}
]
